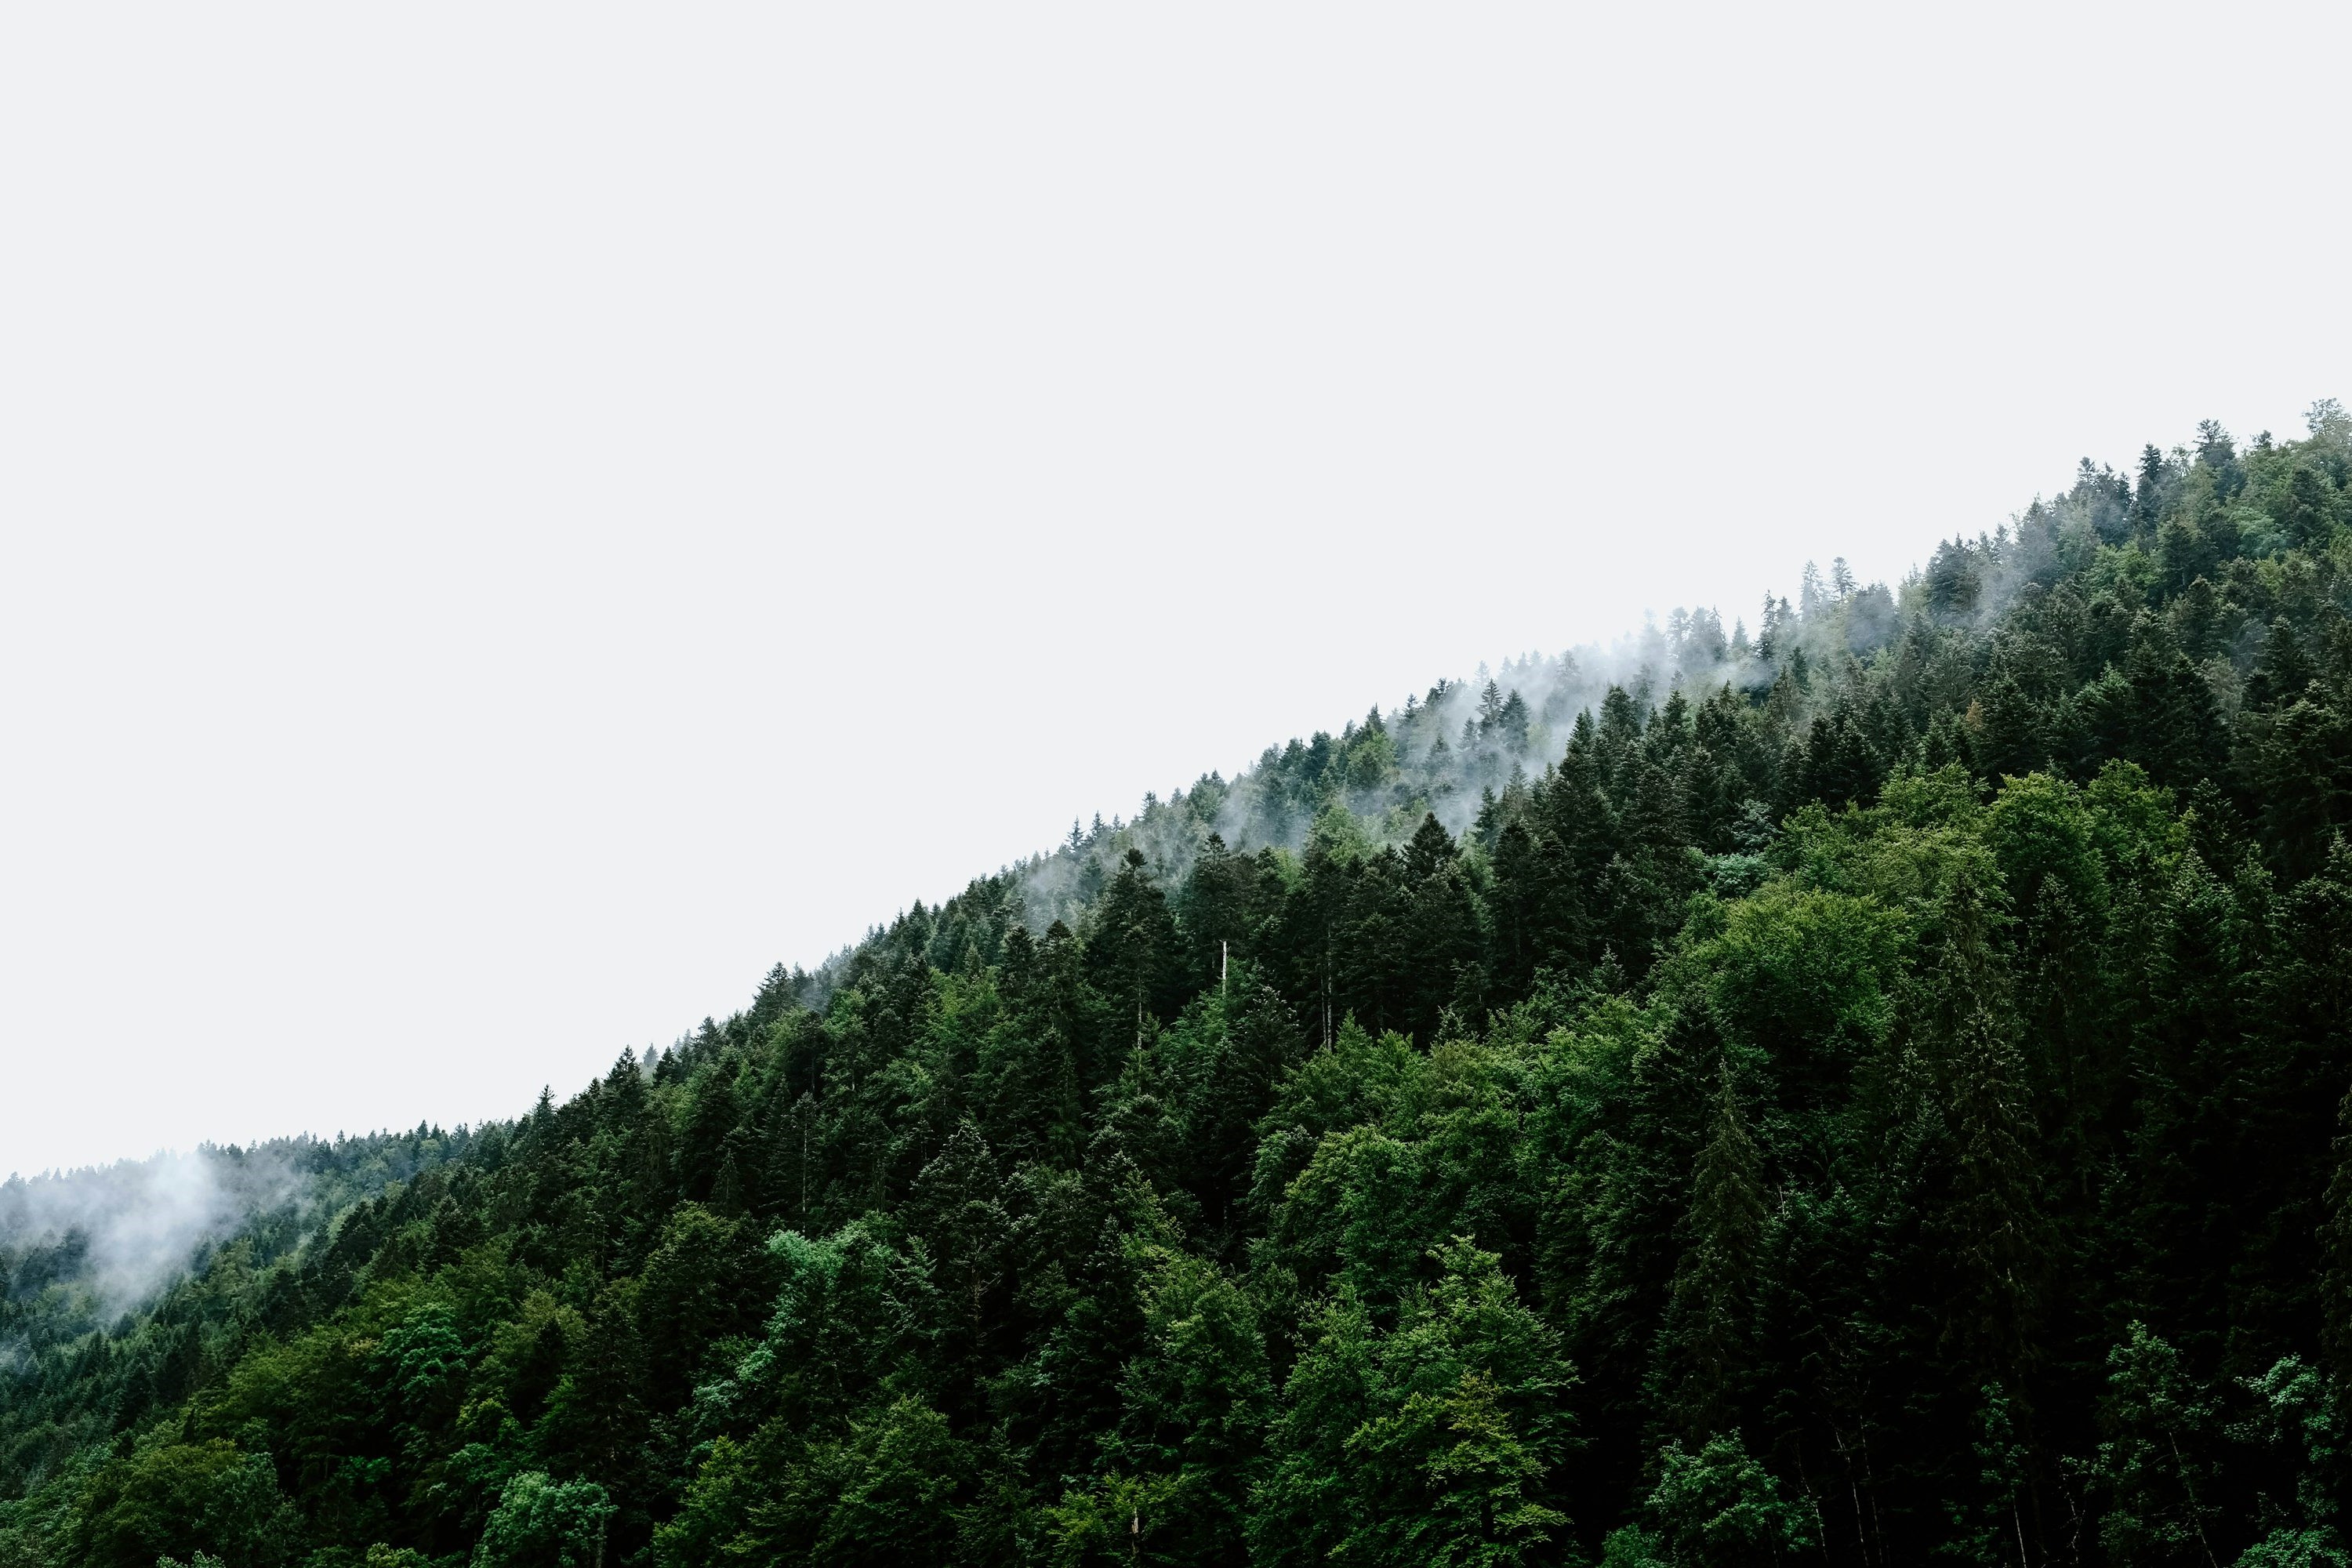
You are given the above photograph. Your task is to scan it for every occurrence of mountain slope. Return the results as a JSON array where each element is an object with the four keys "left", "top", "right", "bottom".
[{"left": 8, "top": 407, "right": 2352, "bottom": 1566}]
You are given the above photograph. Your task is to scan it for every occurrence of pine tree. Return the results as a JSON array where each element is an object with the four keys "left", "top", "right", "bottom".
[
  {"left": 1658, "top": 1058, "right": 1766, "bottom": 1437},
  {"left": 1920, "top": 869, "right": 2049, "bottom": 1376}
]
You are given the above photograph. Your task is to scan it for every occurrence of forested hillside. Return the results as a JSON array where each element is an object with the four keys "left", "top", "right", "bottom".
[{"left": 9, "top": 407, "right": 2352, "bottom": 1566}]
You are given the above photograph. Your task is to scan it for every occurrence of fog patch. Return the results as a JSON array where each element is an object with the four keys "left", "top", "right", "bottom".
[{"left": 0, "top": 1145, "right": 304, "bottom": 1320}]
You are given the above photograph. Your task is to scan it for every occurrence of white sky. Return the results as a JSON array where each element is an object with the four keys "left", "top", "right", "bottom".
[{"left": 3, "top": 4, "right": 2347, "bottom": 1175}]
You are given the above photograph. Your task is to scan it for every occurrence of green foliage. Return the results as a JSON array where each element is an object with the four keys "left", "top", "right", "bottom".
[
  {"left": 2092, "top": 1323, "right": 2224, "bottom": 1568},
  {"left": 1254, "top": 1238, "right": 1574, "bottom": 1566},
  {"left": 471, "top": 1472, "right": 612, "bottom": 1568},
  {"left": 2232, "top": 1357, "right": 2347, "bottom": 1561},
  {"left": 67, "top": 1439, "right": 296, "bottom": 1568},
  {"left": 5, "top": 413, "right": 2352, "bottom": 1564},
  {"left": 1641, "top": 1430, "right": 1817, "bottom": 1566}
]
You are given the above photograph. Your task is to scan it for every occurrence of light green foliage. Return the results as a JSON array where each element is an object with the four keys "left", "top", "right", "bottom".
[
  {"left": 1642, "top": 1431, "right": 1817, "bottom": 1567},
  {"left": 1984, "top": 771, "right": 2110, "bottom": 924},
  {"left": 1680, "top": 886, "right": 1904, "bottom": 1088},
  {"left": 1045, "top": 1470, "right": 1184, "bottom": 1566},
  {"left": 1255, "top": 1237, "right": 1574, "bottom": 1567},
  {"left": 470, "top": 1473, "right": 611, "bottom": 1568},
  {"left": 361, "top": 1546, "right": 433, "bottom": 1568},
  {"left": 2093, "top": 1323, "right": 2224, "bottom": 1568},
  {"left": 2231, "top": 1357, "right": 2347, "bottom": 1561}
]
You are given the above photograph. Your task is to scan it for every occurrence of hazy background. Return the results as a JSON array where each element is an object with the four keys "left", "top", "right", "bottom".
[{"left": 2, "top": 3, "right": 2345, "bottom": 1175}]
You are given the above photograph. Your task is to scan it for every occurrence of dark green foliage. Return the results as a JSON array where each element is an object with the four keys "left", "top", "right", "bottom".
[
  {"left": 6, "top": 412, "right": 2352, "bottom": 1563},
  {"left": 67, "top": 1440, "right": 298, "bottom": 1568}
]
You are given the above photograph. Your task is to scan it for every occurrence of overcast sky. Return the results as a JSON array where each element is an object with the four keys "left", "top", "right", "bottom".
[{"left": 2, "top": 4, "right": 2346, "bottom": 1175}]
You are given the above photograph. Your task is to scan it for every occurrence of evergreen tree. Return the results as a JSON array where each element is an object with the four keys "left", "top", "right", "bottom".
[{"left": 2090, "top": 1323, "right": 2223, "bottom": 1568}]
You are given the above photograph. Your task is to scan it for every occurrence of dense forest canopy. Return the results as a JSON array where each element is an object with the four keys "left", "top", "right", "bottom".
[{"left": 8, "top": 407, "right": 2352, "bottom": 1566}]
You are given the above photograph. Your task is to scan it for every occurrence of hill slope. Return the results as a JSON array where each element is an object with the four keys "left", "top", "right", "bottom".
[{"left": 8, "top": 408, "right": 2352, "bottom": 1566}]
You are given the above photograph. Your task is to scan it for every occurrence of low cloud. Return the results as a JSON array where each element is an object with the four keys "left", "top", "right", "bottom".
[{"left": 1, "top": 1145, "right": 304, "bottom": 1321}]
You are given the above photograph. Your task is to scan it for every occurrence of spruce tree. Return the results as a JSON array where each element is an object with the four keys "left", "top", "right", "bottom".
[{"left": 1659, "top": 1058, "right": 1767, "bottom": 1438}]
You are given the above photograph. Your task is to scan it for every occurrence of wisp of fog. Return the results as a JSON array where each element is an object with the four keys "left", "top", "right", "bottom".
[{"left": 0, "top": 1145, "right": 303, "bottom": 1327}]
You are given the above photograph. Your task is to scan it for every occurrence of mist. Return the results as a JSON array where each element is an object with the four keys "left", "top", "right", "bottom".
[
  {"left": 997, "top": 564, "right": 1899, "bottom": 933},
  {"left": 799, "top": 422, "right": 2267, "bottom": 981},
  {"left": 0, "top": 1145, "right": 304, "bottom": 1332}
]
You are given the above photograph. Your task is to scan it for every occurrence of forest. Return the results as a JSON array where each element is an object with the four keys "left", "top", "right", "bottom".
[{"left": 6, "top": 407, "right": 2352, "bottom": 1566}]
